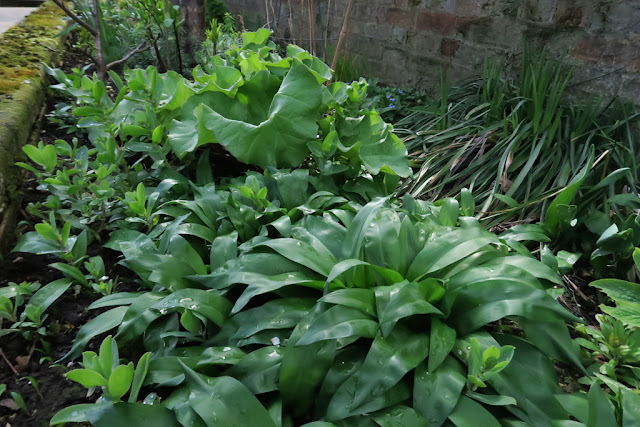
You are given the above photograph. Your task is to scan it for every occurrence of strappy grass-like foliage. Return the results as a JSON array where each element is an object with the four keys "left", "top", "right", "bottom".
[{"left": 395, "top": 54, "right": 640, "bottom": 230}]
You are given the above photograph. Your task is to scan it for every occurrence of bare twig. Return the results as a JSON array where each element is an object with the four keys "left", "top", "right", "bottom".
[
  {"left": 148, "top": 29, "right": 167, "bottom": 72},
  {"left": 564, "top": 276, "right": 589, "bottom": 301},
  {"left": 0, "top": 347, "right": 19, "bottom": 376},
  {"left": 50, "top": 0, "right": 97, "bottom": 36},
  {"left": 106, "top": 40, "right": 150, "bottom": 69}
]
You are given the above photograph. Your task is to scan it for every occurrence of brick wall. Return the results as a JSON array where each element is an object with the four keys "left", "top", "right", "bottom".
[{"left": 225, "top": 0, "right": 640, "bottom": 102}]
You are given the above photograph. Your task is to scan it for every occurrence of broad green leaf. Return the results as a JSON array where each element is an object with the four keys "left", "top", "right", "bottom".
[
  {"left": 601, "top": 301, "right": 640, "bottom": 327},
  {"left": 297, "top": 305, "right": 379, "bottom": 346},
  {"left": 231, "top": 271, "right": 323, "bottom": 313},
  {"left": 210, "top": 232, "right": 238, "bottom": 270},
  {"left": 35, "top": 222, "right": 59, "bottom": 242},
  {"left": 257, "top": 238, "right": 337, "bottom": 276},
  {"left": 222, "top": 346, "right": 283, "bottom": 394},
  {"left": 50, "top": 263, "right": 88, "bottom": 287},
  {"left": 555, "top": 393, "right": 588, "bottom": 424},
  {"left": 429, "top": 318, "right": 457, "bottom": 372},
  {"left": 327, "top": 326, "right": 429, "bottom": 420},
  {"left": 114, "top": 292, "right": 166, "bottom": 344},
  {"left": 447, "top": 395, "right": 501, "bottom": 427},
  {"left": 50, "top": 403, "right": 112, "bottom": 425},
  {"left": 492, "top": 334, "right": 569, "bottom": 423},
  {"left": 202, "top": 60, "right": 326, "bottom": 168},
  {"left": 169, "top": 235, "right": 207, "bottom": 275},
  {"left": 342, "top": 197, "right": 388, "bottom": 260},
  {"left": 375, "top": 280, "right": 442, "bottom": 336},
  {"left": 319, "top": 288, "right": 377, "bottom": 317},
  {"left": 179, "top": 361, "right": 277, "bottom": 426},
  {"left": 11, "top": 232, "right": 60, "bottom": 255},
  {"left": 587, "top": 382, "right": 616, "bottom": 427},
  {"left": 230, "top": 298, "right": 315, "bottom": 340},
  {"left": 517, "top": 318, "right": 584, "bottom": 370},
  {"left": 465, "top": 391, "right": 517, "bottom": 406},
  {"left": 590, "top": 278, "right": 640, "bottom": 305},
  {"left": 446, "top": 264, "right": 576, "bottom": 334},
  {"left": 621, "top": 385, "right": 640, "bottom": 427},
  {"left": 407, "top": 228, "right": 498, "bottom": 280},
  {"left": 88, "top": 293, "right": 147, "bottom": 310},
  {"left": 152, "top": 289, "right": 231, "bottom": 328},
  {"left": 372, "top": 405, "right": 430, "bottom": 427},
  {"left": 27, "top": 278, "right": 71, "bottom": 313},
  {"left": 280, "top": 340, "right": 337, "bottom": 417},
  {"left": 60, "top": 306, "right": 128, "bottom": 362},
  {"left": 413, "top": 356, "right": 466, "bottom": 426},
  {"left": 460, "top": 189, "right": 475, "bottom": 216},
  {"left": 85, "top": 402, "right": 179, "bottom": 427},
  {"left": 439, "top": 198, "right": 460, "bottom": 227}
]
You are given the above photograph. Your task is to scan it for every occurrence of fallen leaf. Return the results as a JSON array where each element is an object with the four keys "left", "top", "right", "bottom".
[
  {"left": 0, "top": 398, "right": 19, "bottom": 411},
  {"left": 14, "top": 355, "right": 30, "bottom": 372}
]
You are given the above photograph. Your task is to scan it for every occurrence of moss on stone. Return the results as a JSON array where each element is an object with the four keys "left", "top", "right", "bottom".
[{"left": 0, "top": 2, "right": 66, "bottom": 95}]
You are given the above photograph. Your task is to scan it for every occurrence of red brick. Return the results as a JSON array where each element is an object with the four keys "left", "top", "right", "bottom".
[
  {"left": 417, "top": 11, "right": 457, "bottom": 35},
  {"left": 440, "top": 39, "right": 460, "bottom": 57},
  {"left": 386, "top": 8, "right": 415, "bottom": 28}
]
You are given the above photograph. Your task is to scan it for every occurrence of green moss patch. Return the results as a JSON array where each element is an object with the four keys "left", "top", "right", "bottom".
[{"left": 0, "top": 2, "right": 66, "bottom": 95}]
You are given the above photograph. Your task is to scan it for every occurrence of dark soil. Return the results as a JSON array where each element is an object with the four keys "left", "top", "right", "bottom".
[
  {"left": 1, "top": 34, "right": 117, "bottom": 427},
  {"left": 0, "top": 28, "right": 252, "bottom": 426}
]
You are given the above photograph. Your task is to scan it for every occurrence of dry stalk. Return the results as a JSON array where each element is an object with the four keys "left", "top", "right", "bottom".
[
  {"left": 309, "top": 0, "right": 315, "bottom": 55},
  {"left": 330, "top": 0, "right": 356, "bottom": 82},
  {"left": 323, "top": 0, "right": 331, "bottom": 61},
  {"left": 265, "top": 0, "right": 271, "bottom": 30},
  {"left": 287, "top": 0, "right": 295, "bottom": 45}
]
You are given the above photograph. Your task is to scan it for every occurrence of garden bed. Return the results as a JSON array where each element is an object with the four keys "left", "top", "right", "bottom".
[{"left": 2, "top": 7, "right": 640, "bottom": 426}]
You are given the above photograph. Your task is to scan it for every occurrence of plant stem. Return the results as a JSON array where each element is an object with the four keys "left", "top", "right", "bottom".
[
  {"left": 173, "top": 22, "right": 183, "bottom": 74},
  {"left": 91, "top": 0, "right": 107, "bottom": 80},
  {"left": 163, "top": 0, "right": 172, "bottom": 70}
]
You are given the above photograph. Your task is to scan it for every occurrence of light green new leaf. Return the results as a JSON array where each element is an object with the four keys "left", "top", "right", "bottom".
[
  {"left": 66, "top": 369, "right": 108, "bottom": 388},
  {"left": 108, "top": 363, "right": 134, "bottom": 401}
]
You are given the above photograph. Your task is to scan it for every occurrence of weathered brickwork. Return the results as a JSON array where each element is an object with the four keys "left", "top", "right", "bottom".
[{"left": 226, "top": 0, "right": 640, "bottom": 102}]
